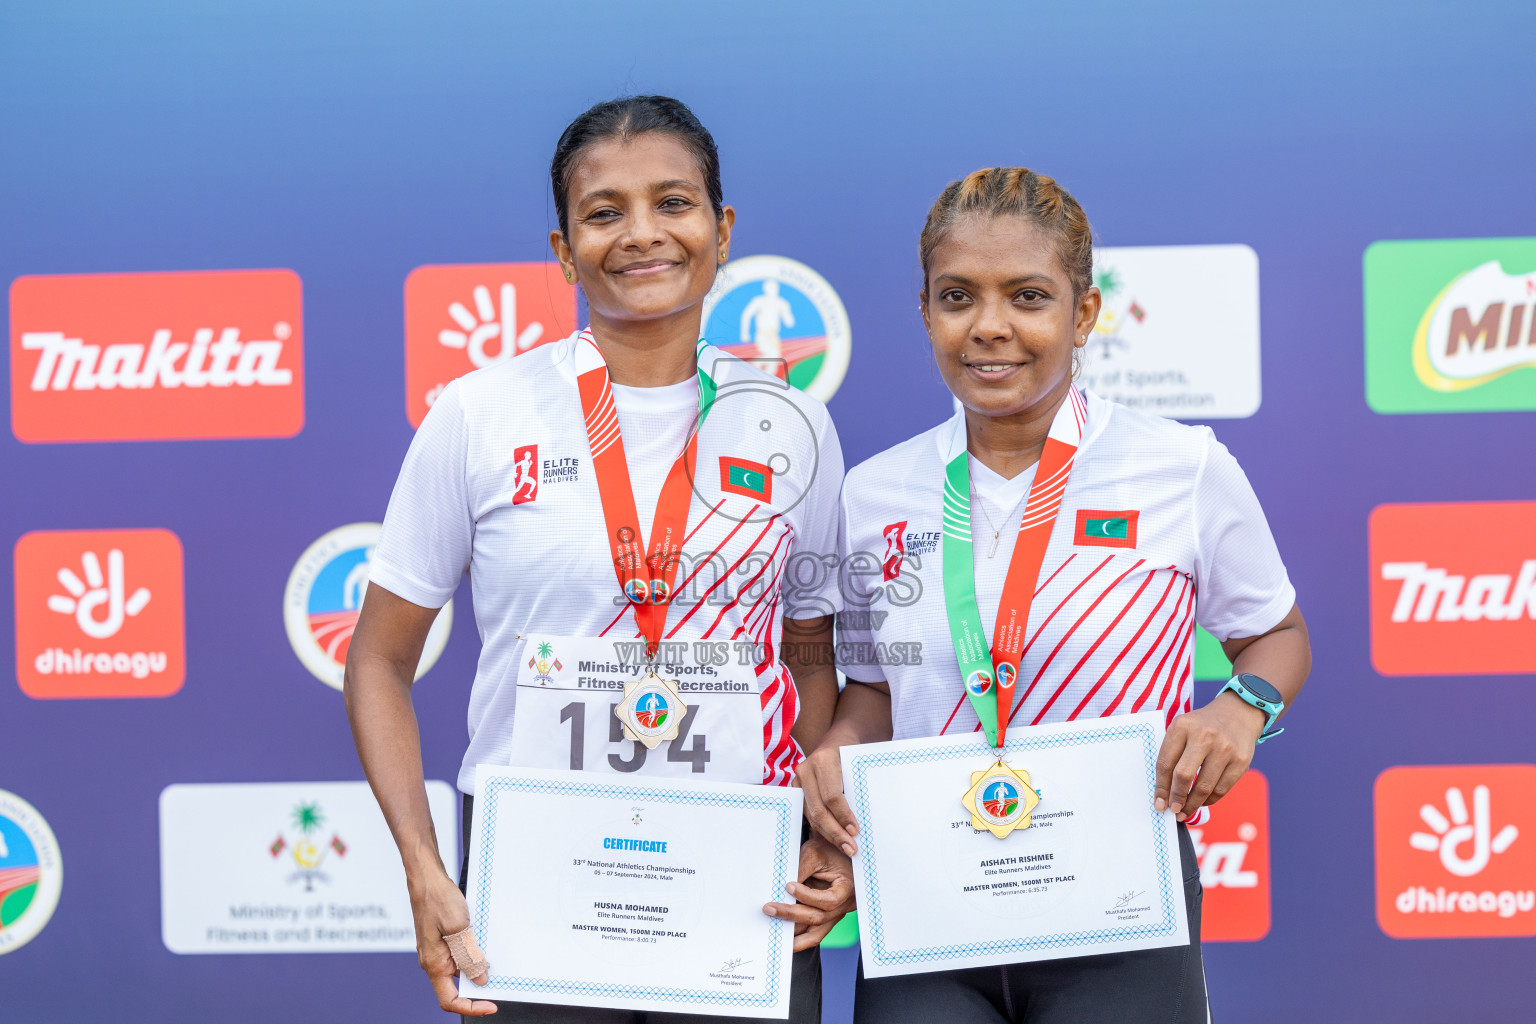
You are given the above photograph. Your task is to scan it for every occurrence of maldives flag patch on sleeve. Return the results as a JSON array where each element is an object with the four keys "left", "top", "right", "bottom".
[
  {"left": 1074, "top": 509, "right": 1139, "bottom": 548},
  {"left": 720, "top": 456, "right": 773, "bottom": 501}
]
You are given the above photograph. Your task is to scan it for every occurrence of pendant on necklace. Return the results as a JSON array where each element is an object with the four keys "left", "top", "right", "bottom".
[{"left": 988, "top": 531, "right": 1000, "bottom": 558}]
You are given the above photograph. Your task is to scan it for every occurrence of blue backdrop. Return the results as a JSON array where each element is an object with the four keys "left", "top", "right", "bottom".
[{"left": 3, "top": 2, "right": 1535, "bottom": 1021}]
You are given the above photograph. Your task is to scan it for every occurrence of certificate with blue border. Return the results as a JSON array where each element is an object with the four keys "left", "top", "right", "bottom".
[
  {"left": 461, "top": 765, "right": 802, "bottom": 1017},
  {"left": 842, "top": 711, "right": 1188, "bottom": 977}
]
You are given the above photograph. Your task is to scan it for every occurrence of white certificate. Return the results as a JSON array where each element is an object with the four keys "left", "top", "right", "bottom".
[
  {"left": 462, "top": 765, "right": 803, "bottom": 1018},
  {"left": 843, "top": 711, "right": 1188, "bottom": 978}
]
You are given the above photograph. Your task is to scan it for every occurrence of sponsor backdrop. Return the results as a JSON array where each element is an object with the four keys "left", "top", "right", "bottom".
[{"left": 2, "top": 3, "right": 1533, "bottom": 1022}]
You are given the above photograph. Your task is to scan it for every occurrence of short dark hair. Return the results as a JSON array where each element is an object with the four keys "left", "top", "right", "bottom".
[{"left": 550, "top": 95, "right": 724, "bottom": 237}]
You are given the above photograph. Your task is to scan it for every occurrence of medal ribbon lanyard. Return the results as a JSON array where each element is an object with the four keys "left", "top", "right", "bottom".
[
  {"left": 575, "top": 331, "right": 717, "bottom": 658},
  {"left": 940, "top": 386, "right": 1085, "bottom": 748}
]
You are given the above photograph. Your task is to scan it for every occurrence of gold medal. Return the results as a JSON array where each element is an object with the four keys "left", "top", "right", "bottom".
[
  {"left": 960, "top": 758, "right": 1041, "bottom": 839},
  {"left": 615, "top": 670, "right": 685, "bottom": 749}
]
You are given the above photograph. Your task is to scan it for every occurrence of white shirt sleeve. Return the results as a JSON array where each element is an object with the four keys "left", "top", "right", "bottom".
[
  {"left": 1192, "top": 430, "right": 1296, "bottom": 642},
  {"left": 784, "top": 406, "right": 846, "bottom": 621},
  {"left": 369, "top": 380, "right": 473, "bottom": 609}
]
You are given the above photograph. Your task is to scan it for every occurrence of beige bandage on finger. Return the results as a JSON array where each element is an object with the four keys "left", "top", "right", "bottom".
[{"left": 443, "top": 926, "right": 491, "bottom": 979}]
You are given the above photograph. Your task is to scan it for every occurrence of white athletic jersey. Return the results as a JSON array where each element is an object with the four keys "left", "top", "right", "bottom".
[
  {"left": 836, "top": 390, "right": 1294, "bottom": 744},
  {"left": 371, "top": 333, "right": 845, "bottom": 793}
]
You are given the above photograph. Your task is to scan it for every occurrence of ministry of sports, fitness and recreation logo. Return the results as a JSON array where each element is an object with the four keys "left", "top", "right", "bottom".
[
  {"left": 1369, "top": 502, "right": 1536, "bottom": 677},
  {"left": 1375, "top": 764, "right": 1536, "bottom": 938},
  {"left": 1365, "top": 237, "right": 1536, "bottom": 414},
  {"left": 1076, "top": 245, "right": 1260, "bottom": 420},
  {"left": 403, "top": 262, "right": 578, "bottom": 428},
  {"left": 269, "top": 800, "right": 348, "bottom": 893},
  {"left": 0, "top": 789, "right": 62, "bottom": 955},
  {"left": 702, "top": 255, "right": 851, "bottom": 402},
  {"left": 14, "top": 528, "right": 186, "bottom": 699},
  {"left": 283, "top": 523, "right": 453, "bottom": 690},
  {"left": 9, "top": 269, "right": 305, "bottom": 442}
]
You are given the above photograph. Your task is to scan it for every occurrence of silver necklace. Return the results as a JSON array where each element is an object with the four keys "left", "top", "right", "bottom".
[{"left": 973, "top": 485, "right": 1030, "bottom": 558}]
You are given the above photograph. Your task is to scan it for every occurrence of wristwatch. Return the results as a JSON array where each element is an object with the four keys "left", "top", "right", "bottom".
[{"left": 1218, "top": 672, "right": 1286, "bottom": 744}]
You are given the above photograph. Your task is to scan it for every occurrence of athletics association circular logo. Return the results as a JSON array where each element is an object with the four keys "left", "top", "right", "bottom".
[
  {"left": 284, "top": 523, "right": 453, "bottom": 690},
  {"left": 965, "top": 670, "right": 994, "bottom": 697},
  {"left": 0, "top": 789, "right": 62, "bottom": 955},
  {"left": 995, "top": 662, "right": 1017, "bottom": 692},
  {"left": 628, "top": 682, "right": 674, "bottom": 739},
  {"left": 702, "top": 255, "right": 851, "bottom": 402},
  {"left": 976, "top": 776, "right": 1026, "bottom": 830}
]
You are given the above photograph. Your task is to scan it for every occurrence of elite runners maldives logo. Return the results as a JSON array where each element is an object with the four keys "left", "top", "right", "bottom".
[
  {"left": 512, "top": 444, "right": 540, "bottom": 505},
  {"left": 702, "top": 255, "right": 851, "bottom": 401},
  {"left": 0, "top": 790, "right": 62, "bottom": 955},
  {"left": 1369, "top": 502, "right": 1536, "bottom": 676},
  {"left": 1375, "top": 765, "right": 1536, "bottom": 938},
  {"left": 880, "top": 522, "right": 906, "bottom": 582},
  {"left": 1190, "top": 770, "right": 1270, "bottom": 942},
  {"left": 14, "top": 529, "right": 186, "bottom": 699},
  {"left": 403, "top": 262, "right": 577, "bottom": 427},
  {"left": 1365, "top": 237, "right": 1536, "bottom": 413},
  {"left": 10, "top": 269, "right": 304, "bottom": 442},
  {"left": 283, "top": 523, "right": 452, "bottom": 690}
]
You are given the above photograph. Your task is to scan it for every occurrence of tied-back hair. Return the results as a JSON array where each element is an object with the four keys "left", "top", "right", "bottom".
[
  {"left": 550, "top": 95, "right": 724, "bottom": 238},
  {"left": 919, "top": 167, "right": 1094, "bottom": 300}
]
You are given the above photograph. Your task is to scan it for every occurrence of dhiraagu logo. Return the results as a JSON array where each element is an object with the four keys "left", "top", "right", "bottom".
[{"left": 1365, "top": 238, "right": 1536, "bottom": 413}]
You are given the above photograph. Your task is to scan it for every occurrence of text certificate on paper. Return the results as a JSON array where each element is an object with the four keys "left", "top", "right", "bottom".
[
  {"left": 843, "top": 711, "right": 1188, "bottom": 978},
  {"left": 462, "top": 766, "right": 803, "bottom": 1017}
]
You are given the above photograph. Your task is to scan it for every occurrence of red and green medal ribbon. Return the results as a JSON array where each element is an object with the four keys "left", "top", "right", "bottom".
[
  {"left": 575, "top": 331, "right": 716, "bottom": 658},
  {"left": 940, "top": 387, "right": 1085, "bottom": 747}
]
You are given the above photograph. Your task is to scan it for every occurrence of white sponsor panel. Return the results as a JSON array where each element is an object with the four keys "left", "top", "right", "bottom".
[
  {"left": 1080, "top": 244, "right": 1261, "bottom": 420},
  {"left": 159, "top": 780, "right": 457, "bottom": 954}
]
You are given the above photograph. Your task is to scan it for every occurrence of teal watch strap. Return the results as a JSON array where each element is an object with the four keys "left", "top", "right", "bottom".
[{"left": 1219, "top": 673, "right": 1285, "bottom": 744}]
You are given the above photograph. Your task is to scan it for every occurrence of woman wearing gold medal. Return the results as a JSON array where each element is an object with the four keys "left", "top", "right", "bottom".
[
  {"left": 346, "top": 96, "right": 852, "bottom": 1022},
  {"left": 797, "top": 168, "right": 1312, "bottom": 1021}
]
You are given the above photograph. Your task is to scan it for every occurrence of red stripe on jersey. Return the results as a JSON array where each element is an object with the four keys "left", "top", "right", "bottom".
[
  {"left": 700, "top": 528, "right": 792, "bottom": 638},
  {"left": 1071, "top": 570, "right": 1181, "bottom": 719},
  {"left": 1102, "top": 575, "right": 1193, "bottom": 716},
  {"left": 1132, "top": 585, "right": 1196, "bottom": 712},
  {"left": 940, "top": 553, "right": 1084, "bottom": 735},
  {"left": 681, "top": 498, "right": 726, "bottom": 547},
  {"left": 667, "top": 504, "right": 762, "bottom": 611},
  {"left": 666, "top": 515, "right": 781, "bottom": 638},
  {"left": 1156, "top": 614, "right": 1197, "bottom": 712},
  {"left": 1033, "top": 566, "right": 1159, "bottom": 725},
  {"left": 1010, "top": 560, "right": 1146, "bottom": 727},
  {"left": 597, "top": 600, "right": 634, "bottom": 638}
]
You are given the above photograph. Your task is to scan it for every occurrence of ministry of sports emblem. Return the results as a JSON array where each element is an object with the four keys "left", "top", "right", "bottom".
[
  {"left": 269, "top": 800, "right": 348, "bottom": 893},
  {"left": 283, "top": 523, "right": 453, "bottom": 690},
  {"left": 702, "top": 255, "right": 851, "bottom": 401}
]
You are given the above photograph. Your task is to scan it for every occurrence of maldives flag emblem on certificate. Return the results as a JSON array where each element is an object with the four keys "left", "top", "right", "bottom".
[{"left": 720, "top": 456, "right": 773, "bottom": 501}]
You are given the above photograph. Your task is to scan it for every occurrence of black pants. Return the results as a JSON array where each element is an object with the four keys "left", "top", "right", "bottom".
[
  {"left": 852, "top": 825, "right": 1208, "bottom": 1024},
  {"left": 459, "top": 794, "right": 823, "bottom": 1024}
]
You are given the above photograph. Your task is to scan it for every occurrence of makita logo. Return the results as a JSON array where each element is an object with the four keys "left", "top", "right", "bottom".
[
  {"left": 22, "top": 327, "right": 293, "bottom": 392},
  {"left": 10, "top": 269, "right": 304, "bottom": 442},
  {"left": 1369, "top": 502, "right": 1536, "bottom": 676},
  {"left": 1380, "top": 560, "right": 1536, "bottom": 622}
]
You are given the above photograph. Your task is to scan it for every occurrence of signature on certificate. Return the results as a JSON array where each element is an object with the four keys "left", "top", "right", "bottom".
[
  {"left": 717, "top": 958, "right": 752, "bottom": 973},
  {"left": 1113, "top": 890, "right": 1145, "bottom": 909}
]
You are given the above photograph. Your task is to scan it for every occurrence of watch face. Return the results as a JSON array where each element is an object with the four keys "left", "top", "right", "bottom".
[{"left": 1238, "top": 672, "right": 1283, "bottom": 705}]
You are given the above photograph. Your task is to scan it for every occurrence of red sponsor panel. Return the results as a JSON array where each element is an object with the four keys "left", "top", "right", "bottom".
[
  {"left": 403, "top": 262, "right": 577, "bottom": 427},
  {"left": 10, "top": 270, "right": 303, "bottom": 442},
  {"left": 1375, "top": 764, "right": 1536, "bottom": 938},
  {"left": 1191, "top": 769, "right": 1270, "bottom": 941},
  {"left": 1369, "top": 502, "right": 1536, "bottom": 675},
  {"left": 14, "top": 529, "right": 186, "bottom": 698}
]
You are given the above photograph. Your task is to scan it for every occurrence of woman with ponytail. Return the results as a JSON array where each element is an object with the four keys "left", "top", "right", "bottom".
[{"left": 797, "top": 168, "right": 1311, "bottom": 1021}]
